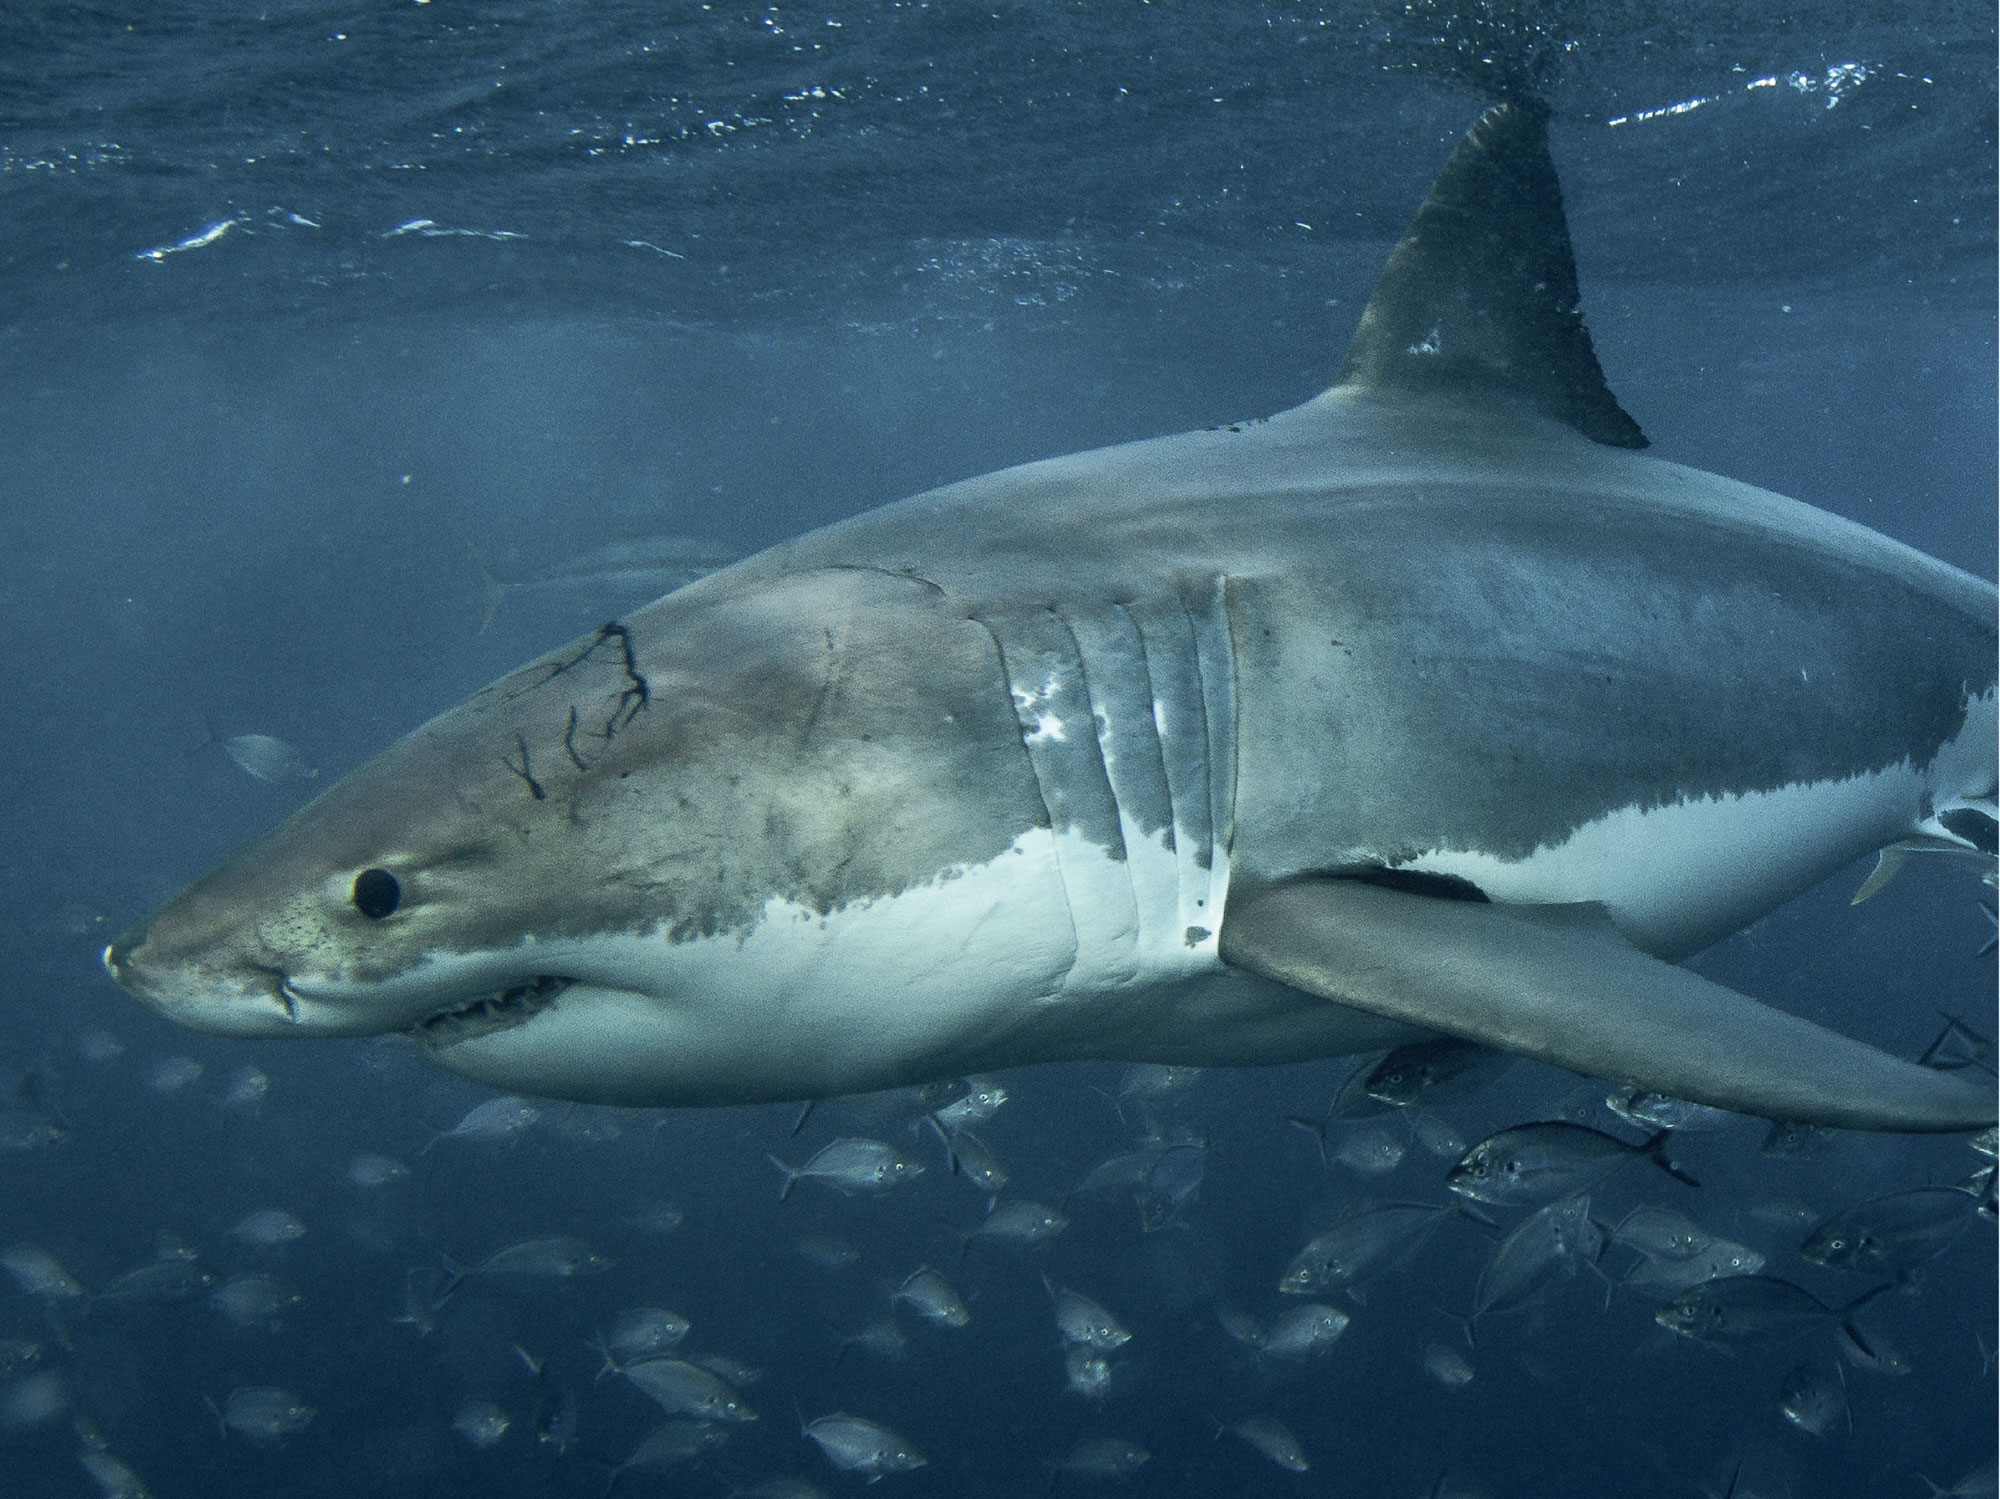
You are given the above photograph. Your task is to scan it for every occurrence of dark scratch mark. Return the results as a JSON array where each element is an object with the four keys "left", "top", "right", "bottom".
[
  {"left": 504, "top": 733, "right": 547, "bottom": 801},
  {"left": 512, "top": 620, "right": 651, "bottom": 745},
  {"left": 800, "top": 625, "right": 842, "bottom": 744},
  {"left": 562, "top": 706, "right": 590, "bottom": 772},
  {"left": 598, "top": 621, "right": 650, "bottom": 739}
]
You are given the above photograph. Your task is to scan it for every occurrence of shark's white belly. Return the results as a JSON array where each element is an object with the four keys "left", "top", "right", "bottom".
[
  {"left": 1406, "top": 688, "right": 1997, "bottom": 958},
  {"left": 420, "top": 824, "right": 1418, "bottom": 1105}
]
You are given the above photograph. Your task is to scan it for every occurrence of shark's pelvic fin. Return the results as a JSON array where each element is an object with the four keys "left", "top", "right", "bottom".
[
  {"left": 1328, "top": 99, "right": 1648, "bottom": 450},
  {"left": 1219, "top": 878, "right": 1996, "bottom": 1133}
]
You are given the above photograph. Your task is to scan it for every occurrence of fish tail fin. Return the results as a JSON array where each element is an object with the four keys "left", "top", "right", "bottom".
[
  {"left": 583, "top": 1332, "right": 615, "bottom": 1381},
  {"left": 767, "top": 1154, "right": 800, "bottom": 1201},
  {"left": 1283, "top": 1115, "right": 1329, "bottom": 1169},
  {"left": 466, "top": 542, "right": 506, "bottom": 632},
  {"left": 925, "top": 1114, "right": 962, "bottom": 1176},
  {"left": 1436, "top": 1304, "right": 1478, "bottom": 1349},
  {"left": 1835, "top": 1279, "right": 1899, "bottom": 1341},
  {"left": 1640, "top": 1129, "right": 1700, "bottom": 1189},
  {"left": 432, "top": 1253, "right": 468, "bottom": 1308}
]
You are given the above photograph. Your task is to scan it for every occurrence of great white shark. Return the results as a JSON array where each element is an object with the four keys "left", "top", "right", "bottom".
[{"left": 104, "top": 101, "right": 1997, "bottom": 1132}]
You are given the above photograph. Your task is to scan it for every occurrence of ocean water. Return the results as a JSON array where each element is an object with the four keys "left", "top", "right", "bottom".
[{"left": 2, "top": 3, "right": 1995, "bottom": 1496}]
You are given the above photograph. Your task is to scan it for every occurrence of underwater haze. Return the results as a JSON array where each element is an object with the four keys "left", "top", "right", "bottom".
[{"left": 2, "top": 3, "right": 1995, "bottom": 1497}]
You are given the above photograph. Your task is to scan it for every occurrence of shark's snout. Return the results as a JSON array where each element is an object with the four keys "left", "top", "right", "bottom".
[{"left": 102, "top": 920, "right": 305, "bottom": 1037}]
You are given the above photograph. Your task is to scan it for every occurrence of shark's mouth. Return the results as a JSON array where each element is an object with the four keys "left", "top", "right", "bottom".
[{"left": 411, "top": 975, "right": 573, "bottom": 1047}]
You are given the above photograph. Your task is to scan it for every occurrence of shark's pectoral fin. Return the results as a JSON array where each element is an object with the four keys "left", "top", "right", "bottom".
[{"left": 1219, "top": 878, "right": 1996, "bottom": 1134}]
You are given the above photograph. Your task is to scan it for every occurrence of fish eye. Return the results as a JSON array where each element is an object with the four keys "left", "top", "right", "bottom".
[{"left": 351, "top": 868, "right": 402, "bottom": 919}]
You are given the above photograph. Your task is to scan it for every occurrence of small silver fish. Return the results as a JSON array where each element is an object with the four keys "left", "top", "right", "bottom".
[
  {"left": 219, "top": 1065, "right": 270, "bottom": 1111},
  {"left": 212, "top": 731, "right": 318, "bottom": 784},
  {"left": 0, "top": 1110, "right": 65, "bottom": 1153},
  {"left": 0, "top": 1244, "right": 87, "bottom": 1303},
  {"left": 1610, "top": 1205, "right": 1713, "bottom": 1262},
  {"left": 1473, "top": 1194, "right": 1601, "bottom": 1322},
  {"left": 467, "top": 534, "right": 739, "bottom": 631},
  {"left": 97, "top": 1257, "right": 214, "bottom": 1304},
  {"left": 802, "top": 1412, "right": 926, "bottom": 1479},
  {"left": 217, "top": 1386, "right": 315, "bottom": 1445},
  {"left": 1331, "top": 1124, "right": 1406, "bottom": 1176},
  {"left": 1071, "top": 1146, "right": 1168, "bottom": 1201},
  {"left": 1118, "top": 1064, "right": 1203, "bottom": 1098},
  {"left": 230, "top": 1208, "right": 306, "bottom": 1248},
  {"left": 1655, "top": 1275, "right": 1861, "bottom": 1346},
  {"left": 1364, "top": 1038, "right": 1511, "bottom": 1108},
  {"left": 439, "top": 1236, "right": 611, "bottom": 1302},
  {"left": 1760, "top": 1118, "right": 1833, "bottom": 1158},
  {"left": 739, "top": 1481, "right": 832, "bottom": 1499},
  {"left": 621, "top": 1358, "right": 756, "bottom": 1422},
  {"left": 1604, "top": 1086, "right": 1733, "bottom": 1133},
  {"left": 210, "top": 1272, "right": 301, "bottom": 1329},
  {"left": 0, "top": 1338, "right": 41, "bottom": 1377},
  {"left": 1778, "top": 1360, "right": 1849, "bottom": 1437},
  {"left": 932, "top": 1079, "right": 1008, "bottom": 1131},
  {"left": 1422, "top": 1342, "right": 1475, "bottom": 1389},
  {"left": 769, "top": 1137, "right": 924, "bottom": 1199},
  {"left": 75, "top": 1445, "right": 151, "bottom": 1499},
  {"left": 1447, "top": 1122, "right": 1692, "bottom": 1206},
  {"left": 633, "top": 1201, "right": 686, "bottom": 1237},
  {"left": 0, "top": 1370, "right": 68, "bottom": 1432},
  {"left": 1063, "top": 1346, "right": 1113, "bottom": 1401},
  {"left": 694, "top": 1352, "right": 761, "bottom": 1388},
  {"left": 606, "top": 1419, "right": 730, "bottom": 1479},
  {"left": 1800, "top": 1186, "right": 1978, "bottom": 1274},
  {"left": 146, "top": 1056, "right": 203, "bottom": 1094},
  {"left": 1138, "top": 1141, "right": 1207, "bottom": 1231},
  {"left": 793, "top": 1233, "right": 861, "bottom": 1270},
  {"left": 893, "top": 1267, "right": 971, "bottom": 1328},
  {"left": 425, "top": 1095, "right": 541, "bottom": 1150},
  {"left": 345, "top": 1154, "right": 410, "bottom": 1188},
  {"left": 452, "top": 1399, "right": 510, "bottom": 1448},
  {"left": 1045, "top": 1279, "right": 1130, "bottom": 1350},
  {"left": 75, "top": 1030, "right": 125, "bottom": 1064},
  {"left": 1621, "top": 1239, "right": 1764, "bottom": 1296},
  {"left": 933, "top": 1125, "right": 1011, "bottom": 1195},
  {"left": 1278, "top": 1203, "right": 1449, "bottom": 1294},
  {"left": 1258, "top": 1303, "right": 1350, "bottom": 1359},
  {"left": 602, "top": 1306, "right": 692, "bottom": 1364},
  {"left": 967, "top": 1199, "right": 1069, "bottom": 1245},
  {"left": 1230, "top": 1415, "right": 1309, "bottom": 1472},
  {"left": 837, "top": 1314, "right": 909, "bottom": 1363},
  {"left": 1051, "top": 1435, "right": 1150, "bottom": 1478},
  {"left": 1216, "top": 1306, "right": 1267, "bottom": 1350}
]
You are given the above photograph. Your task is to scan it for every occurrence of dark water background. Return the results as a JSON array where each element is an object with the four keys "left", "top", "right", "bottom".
[{"left": 1, "top": 3, "right": 1994, "bottom": 1496}]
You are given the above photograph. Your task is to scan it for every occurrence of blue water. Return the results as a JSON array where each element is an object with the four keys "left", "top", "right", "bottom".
[{"left": 2, "top": 3, "right": 1994, "bottom": 1496}]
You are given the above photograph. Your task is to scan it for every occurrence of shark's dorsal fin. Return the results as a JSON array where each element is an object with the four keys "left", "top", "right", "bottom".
[{"left": 1330, "top": 99, "right": 1647, "bottom": 450}]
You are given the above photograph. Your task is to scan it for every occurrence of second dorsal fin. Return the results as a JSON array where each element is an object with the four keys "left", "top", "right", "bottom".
[{"left": 1330, "top": 99, "right": 1647, "bottom": 450}]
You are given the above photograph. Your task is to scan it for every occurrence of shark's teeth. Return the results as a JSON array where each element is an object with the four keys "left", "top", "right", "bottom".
[{"left": 412, "top": 976, "right": 571, "bottom": 1046}]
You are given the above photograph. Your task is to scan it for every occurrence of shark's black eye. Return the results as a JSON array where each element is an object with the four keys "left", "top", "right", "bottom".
[{"left": 352, "top": 868, "right": 401, "bottom": 919}]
